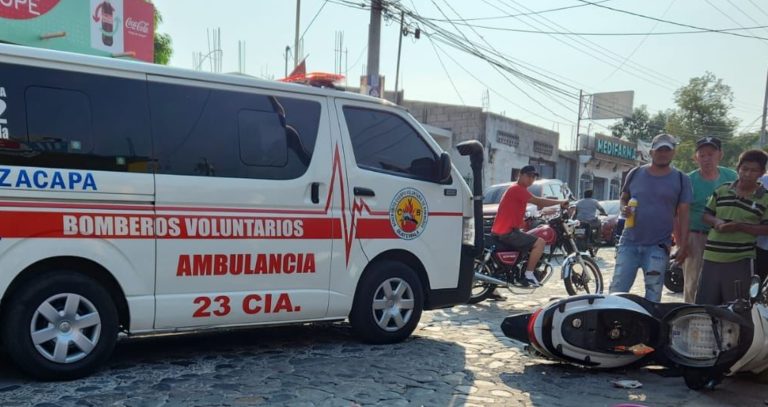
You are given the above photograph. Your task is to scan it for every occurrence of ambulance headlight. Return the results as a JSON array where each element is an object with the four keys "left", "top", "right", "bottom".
[
  {"left": 667, "top": 312, "right": 740, "bottom": 366},
  {"left": 462, "top": 217, "right": 475, "bottom": 246}
]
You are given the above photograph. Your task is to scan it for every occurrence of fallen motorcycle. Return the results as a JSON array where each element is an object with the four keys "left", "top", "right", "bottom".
[
  {"left": 501, "top": 276, "right": 768, "bottom": 390},
  {"left": 469, "top": 208, "right": 603, "bottom": 304}
]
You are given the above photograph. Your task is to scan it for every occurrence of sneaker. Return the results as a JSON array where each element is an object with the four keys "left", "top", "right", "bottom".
[
  {"left": 523, "top": 275, "right": 541, "bottom": 288},
  {"left": 488, "top": 291, "right": 506, "bottom": 301}
]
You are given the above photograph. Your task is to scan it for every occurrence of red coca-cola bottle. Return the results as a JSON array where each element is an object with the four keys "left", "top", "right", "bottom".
[{"left": 101, "top": 1, "right": 115, "bottom": 47}]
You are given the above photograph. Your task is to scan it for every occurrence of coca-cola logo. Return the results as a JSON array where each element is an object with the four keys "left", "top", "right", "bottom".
[
  {"left": 0, "top": 0, "right": 61, "bottom": 20},
  {"left": 125, "top": 17, "right": 150, "bottom": 34}
]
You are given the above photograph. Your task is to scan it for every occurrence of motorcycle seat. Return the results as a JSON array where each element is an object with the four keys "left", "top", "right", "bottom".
[{"left": 485, "top": 234, "right": 518, "bottom": 252}]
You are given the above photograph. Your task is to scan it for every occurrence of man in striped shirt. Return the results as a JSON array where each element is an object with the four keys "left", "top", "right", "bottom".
[{"left": 695, "top": 149, "right": 768, "bottom": 305}]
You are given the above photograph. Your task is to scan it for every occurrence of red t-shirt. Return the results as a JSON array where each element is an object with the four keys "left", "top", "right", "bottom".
[{"left": 491, "top": 183, "right": 532, "bottom": 235}]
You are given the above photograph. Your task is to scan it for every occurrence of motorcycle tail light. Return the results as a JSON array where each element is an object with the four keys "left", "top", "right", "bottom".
[
  {"left": 668, "top": 313, "right": 740, "bottom": 362},
  {"left": 527, "top": 308, "right": 544, "bottom": 350}
]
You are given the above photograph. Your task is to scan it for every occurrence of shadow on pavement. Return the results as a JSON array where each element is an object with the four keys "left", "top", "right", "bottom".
[
  {"left": 0, "top": 322, "right": 475, "bottom": 406},
  {"left": 497, "top": 356, "right": 768, "bottom": 407}
]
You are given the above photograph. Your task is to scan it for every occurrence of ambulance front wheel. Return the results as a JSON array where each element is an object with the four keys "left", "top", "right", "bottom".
[
  {"left": 349, "top": 260, "right": 424, "bottom": 344},
  {"left": 2, "top": 271, "right": 119, "bottom": 380}
]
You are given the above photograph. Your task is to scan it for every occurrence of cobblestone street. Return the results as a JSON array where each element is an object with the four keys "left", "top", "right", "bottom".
[{"left": 1, "top": 250, "right": 766, "bottom": 407}]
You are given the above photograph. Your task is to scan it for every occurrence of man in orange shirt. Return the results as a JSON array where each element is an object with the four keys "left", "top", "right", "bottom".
[{"left": 492, "top": 165, "right": 569, "bottom": 287}]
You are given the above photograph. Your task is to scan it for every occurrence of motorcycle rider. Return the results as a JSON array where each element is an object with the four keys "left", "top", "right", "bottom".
[
  {"left": 574, "top": 189, "right": 607, "bottom": 246},
  {"left": 491, "top": 165, "right": 569, "bottom": 287}
]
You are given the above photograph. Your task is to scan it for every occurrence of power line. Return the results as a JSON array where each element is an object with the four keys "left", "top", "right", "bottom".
[
  {"left": 300, "top": 0, "right": 330, "bottom": 40},
  {"left": 429, "top": 39, "right": 573, "bottom": 126},
  {"left": 412, "top": 0, "right": 667, "bottom": 123},
  {"left": 328, "top": 0, "right": 759, "bottom": 131},
  {"left": 747, "top": 0, "right": 768, "bottom": 20},
  {"left": 724, "top": 0, "right": 768, "bottom": 40},
  {"left": 428, "top": 22, "right": 768, "bottom": 36},
  {"left": 411, "top": 4, "right": 578, "bottom": 97},
  {"left": 705, "top": 0, "right": 768, "bottom": 48},
  {"left": 347, "top": 45, "right": 368, "bottom": 73},
  {"left": 427, "top": 36, "right": 466, "bottom": 105},
  {"left": 411, "top": 0, "right": 613, "bottom": 22},
  {"left": 577, "top": 0, "right": 768, "bottom": 41},
  {"left": 599, "top": 0, "right": 676, "bottom": 84},
  {"left": 494, "top": 0, "right": 680, "bottom": 90},
  {"left": 434, "top": 0, "right": 579, "bottom": 116}
]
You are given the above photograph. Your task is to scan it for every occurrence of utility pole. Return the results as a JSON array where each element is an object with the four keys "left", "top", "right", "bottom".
[
  {"left": 394, "top": 11, "right": 404, "bottom": 105},
  {"left": 294, "top": 0, "right": 301, "bottom": 67},
  {"left": 575, "top": 90, "right": 584, "bottom": 199},
  {"left": 366, "top": 0, "right": 382, "bottom": 97},
  {"left": 761, "top": 69, "right": 768, "bottom": 147}
]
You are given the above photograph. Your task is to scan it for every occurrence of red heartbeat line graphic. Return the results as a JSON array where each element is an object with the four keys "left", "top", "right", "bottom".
[{"left": 323, "top": 145, "right": 387, "bottom": 265}]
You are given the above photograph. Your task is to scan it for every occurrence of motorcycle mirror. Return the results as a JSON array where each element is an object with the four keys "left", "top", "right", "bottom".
[{"left": 749, "top": 275, "right": 761, "bottom": 300}]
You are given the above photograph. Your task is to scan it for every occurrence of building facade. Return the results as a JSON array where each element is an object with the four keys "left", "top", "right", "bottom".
[
  {"left": 575, "top": 133, "right": 639, "bottom": 200},
  {"left": 402, "top": 100, "right": 559, "bottom": 189}
]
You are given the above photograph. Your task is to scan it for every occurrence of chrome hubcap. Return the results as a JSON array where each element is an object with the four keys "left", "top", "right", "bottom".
[
  {"left": 30, "top": 293, "right": 102, "bottom": 364},
  {"left": 372, "top": 277, "right": 415, "bottom": 332}
]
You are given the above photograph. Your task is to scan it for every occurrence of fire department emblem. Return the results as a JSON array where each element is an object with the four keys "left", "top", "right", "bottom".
[{"left": 389, "top": 187, "right": 428, "bottom": 240}]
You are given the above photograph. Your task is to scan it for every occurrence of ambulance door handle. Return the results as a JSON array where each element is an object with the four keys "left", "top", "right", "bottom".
[
  {"left": 354, "top": 187, "right": 375, "bottom": 197},
  {"left": 311, "top": 182, "right": 320, "bottom": 204}
]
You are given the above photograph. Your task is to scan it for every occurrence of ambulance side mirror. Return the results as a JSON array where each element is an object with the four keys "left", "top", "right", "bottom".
[{"left": 438, "top": 152, "right": 452, "bottom": 184}]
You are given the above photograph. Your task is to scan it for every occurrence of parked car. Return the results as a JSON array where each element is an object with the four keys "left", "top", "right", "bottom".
[
  {"left": 598, "top": 200, "right": 621, "bottom": 245},
  {"left": 482, "top": 179, "right": 573, "bottom": 233}
]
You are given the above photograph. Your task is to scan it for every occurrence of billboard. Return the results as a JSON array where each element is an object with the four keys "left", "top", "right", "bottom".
[
  {"left": 0, "top": 0, "right": 154, "bottom": 62},
  {"left": 590, "top": 91, "right": 634, "bottom": 120}
]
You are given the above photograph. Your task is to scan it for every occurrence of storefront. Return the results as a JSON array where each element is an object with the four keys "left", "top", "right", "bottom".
[{"left": 579, "top": 134, "right": 637, "bottom": 200}]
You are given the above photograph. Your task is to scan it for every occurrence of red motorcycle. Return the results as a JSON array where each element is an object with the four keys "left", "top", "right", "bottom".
[{"left": 468, "top": 208, "right": 604, "bottom": 304}]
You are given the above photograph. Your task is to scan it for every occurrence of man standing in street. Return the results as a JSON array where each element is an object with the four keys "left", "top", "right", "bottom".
[
  {"left": 682, "top": 137, "right": 737, "bottom": 303},
  {"left": 609, "top": 133, "right": 692, "bottom": 302}
]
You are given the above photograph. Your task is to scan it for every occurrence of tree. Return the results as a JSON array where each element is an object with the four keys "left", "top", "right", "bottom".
[
  {"left": 610, "top": 105, "right": 669, "bottom": 142},
  {"left": 149, "top": 1, "right": 172, "bottom": 65},
  {"left": 722, "top": 132, "right": 760, "bottom": 168},
  {"left": 667, "top": 72, "right": 739, "bottom": 172}
]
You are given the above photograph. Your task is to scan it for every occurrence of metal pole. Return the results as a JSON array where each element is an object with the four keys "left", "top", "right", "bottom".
[
  {"left": 294, "top": 0, "right": 301, "bottom": 67},
  {"left": 394, "top": 11, "right": 404, "bottom": 105},
  {"left": 366, "top": 0, "right": 382, "bottom": 95},
  {"left": 761, "top": 69, "right": 768, "bottom": 147},
  {"left": 284, "top": 46, "right": 290, "bottom": 77},
  {"left": 575, "top": 90, "right": 584, "bottom": 199}
]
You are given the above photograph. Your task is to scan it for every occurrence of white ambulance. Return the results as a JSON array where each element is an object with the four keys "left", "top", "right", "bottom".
[{"left": 0, "top": 44, "right": 484, "bottom": 379}]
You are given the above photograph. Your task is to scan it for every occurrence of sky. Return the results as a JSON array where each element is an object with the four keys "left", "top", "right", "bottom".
[{"left": 153, "top": 0, "right": 768, "bottom": 149}]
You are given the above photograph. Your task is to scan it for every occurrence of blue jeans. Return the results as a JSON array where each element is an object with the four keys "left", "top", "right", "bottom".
[{"left": 609, "top": 244, "right": 669, "bottom": 302}]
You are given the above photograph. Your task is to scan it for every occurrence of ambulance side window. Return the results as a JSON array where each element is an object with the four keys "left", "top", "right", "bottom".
[
  {"left": 150, "top": 82, "right": 320, "bottom": 180},
  {"left": 0, "top": 63, "right": 152, "bottom": 173},
  {"left": 342, "top": 106, "right": 439, "bottom": 182},
  {"left": 26, "top": 87, "right": 93, "bottom": 154}
]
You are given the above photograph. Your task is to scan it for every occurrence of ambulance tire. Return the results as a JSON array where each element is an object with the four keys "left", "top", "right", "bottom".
[
  {"left": 350, "top": 260, "right": 424, "bottom": 344},
  {"left": 1, "top": 271, "right": 119, "bottom": 380}
]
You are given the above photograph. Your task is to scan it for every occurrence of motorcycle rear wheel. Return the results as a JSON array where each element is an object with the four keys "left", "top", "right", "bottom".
[
  {"left": 563, "top": 256, "right": 603, "bottom": 296},
  {"left": 468, "top": 260, "right": 497, "bottom": 304}
]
